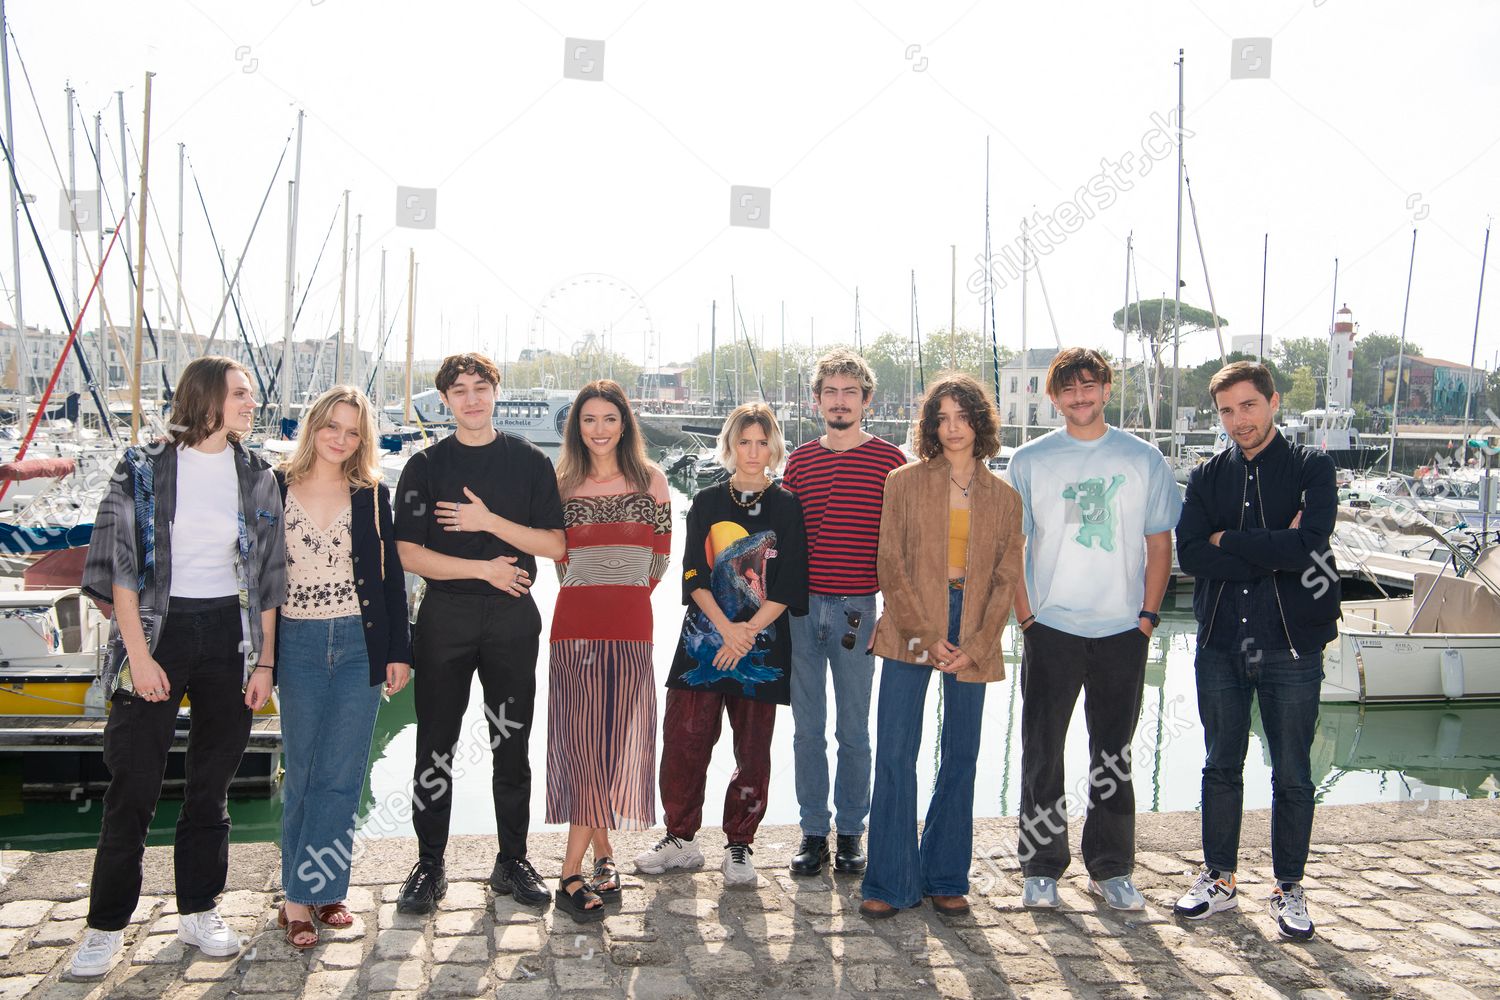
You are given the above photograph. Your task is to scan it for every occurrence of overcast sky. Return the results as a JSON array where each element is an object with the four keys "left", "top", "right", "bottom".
[{"left": 6, "top": 0, "right": 1497, "bottom": 377}]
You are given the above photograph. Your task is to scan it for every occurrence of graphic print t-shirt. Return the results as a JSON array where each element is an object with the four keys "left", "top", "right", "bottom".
[
  {"left": 666, "top": 481, "right": 808, "bottom": 705},
  {"left": 1006, "top": 426, "right": 1182, "bottom": 638}
]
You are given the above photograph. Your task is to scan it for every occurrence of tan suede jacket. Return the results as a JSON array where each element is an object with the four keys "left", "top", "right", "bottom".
[{"left": 871, "top": 455, "right": 1025, "bottom": 683}]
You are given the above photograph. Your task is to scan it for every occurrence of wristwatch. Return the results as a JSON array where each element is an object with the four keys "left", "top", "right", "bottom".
[{"left": 1138, "top": 610, "right": 1160, "bottom": 627}]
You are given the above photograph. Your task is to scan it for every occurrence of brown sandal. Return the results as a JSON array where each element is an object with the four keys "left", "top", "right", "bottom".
[
  {"left": 313, "top": 903, "right": 354, "bottom": 927},
  {"left": 278, "top": 903, "right": 319, "bottom": 950}
]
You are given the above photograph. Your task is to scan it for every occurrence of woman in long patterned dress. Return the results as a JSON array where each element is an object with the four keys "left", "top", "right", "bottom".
[{"left": 547, "top": 379, "right": 671, "bottom": 923}]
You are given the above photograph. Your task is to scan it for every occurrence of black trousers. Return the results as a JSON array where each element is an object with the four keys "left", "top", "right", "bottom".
[
  {"left": 411, "top": 589, "right": 542, "bottom": 864},
  {"left": 88, "top": 599, "right": 250, "bottom": 931},
  {"left": 1017, "top": 622, "right": 1148, "bottom": 881}
]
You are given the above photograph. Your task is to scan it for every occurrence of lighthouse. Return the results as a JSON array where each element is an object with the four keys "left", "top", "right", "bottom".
[{"left": 1327, "top": 304, "right": 1356, "bottom": 412}]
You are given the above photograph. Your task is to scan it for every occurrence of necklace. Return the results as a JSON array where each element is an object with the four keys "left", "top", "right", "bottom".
[
  {"left": 728, "top": 476, "right": 771, "bottom": 509},
  {"left": 950, "top": 471, "right": 976, "bottom": 498}
]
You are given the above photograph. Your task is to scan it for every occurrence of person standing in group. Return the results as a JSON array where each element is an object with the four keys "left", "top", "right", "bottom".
[
  {"left": 782, "top": 350, "right": 906, "bottom": 877},
  {"left": 546, "top": 380, "right": 671, "bottom": 923},
  {"left": 273, "top": 387, "right": 411, "bottom": 948},
  {"left": 1007, "top": 348, "right": 1181, "bottom": 912},
  {"left": 635, "top": 403, "right": 807, "bottom": 888},
  {"left": 860, "top": 373, "right": 1024, "bottom": 919},
  {"left": 70, "top": 357, "right": 286, "bottom": 977},
  {"left": 393, "top": 354, "right": 566, "bottom": 913},
  {"left": 1173, "top": 361, "right": 1338, "bottom": 940}
]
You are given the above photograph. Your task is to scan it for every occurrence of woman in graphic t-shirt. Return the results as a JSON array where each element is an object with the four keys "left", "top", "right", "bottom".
[{"left": 633, "top": 403, "right": 807, "bottom": 888}]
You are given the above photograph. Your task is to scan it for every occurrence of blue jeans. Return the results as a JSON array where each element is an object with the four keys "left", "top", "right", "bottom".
[
  {"left": 863, "top": 588, "right": 986, "bottom": 908},
  {"left": 790, "top": 593, "right": 878, "bottom": 837},
  {"left": 279, "top": 615, "right": 382, "bottom": 905},
  {"left": 1195, "top": 646, "right": 1322, "bottom": 882}
]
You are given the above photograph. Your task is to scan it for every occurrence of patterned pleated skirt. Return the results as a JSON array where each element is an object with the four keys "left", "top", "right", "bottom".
[{"left": 545, "top": 638, "right": 658, "bottom": 828}]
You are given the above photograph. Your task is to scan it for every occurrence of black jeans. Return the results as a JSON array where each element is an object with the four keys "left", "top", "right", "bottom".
[
  {"left": 88, "top": 598, "right": 250, "bottom": 931},
  {"left": 410, "top": 589, "right": 541, "bottom": 864},
  {"left": 1017, "top": 622, "right": 1148, "bottom": 881},
  {"left": 1195, "top": 646, "right": 1322, "bottom": 882}
]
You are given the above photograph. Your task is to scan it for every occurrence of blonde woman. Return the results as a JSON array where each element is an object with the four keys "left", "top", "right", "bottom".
[
  {"left": 274, "top": 386, "right": 411, "bottom": 949},
  {"left": 634, "top": 403, "right": 807, "bottom": 887}
]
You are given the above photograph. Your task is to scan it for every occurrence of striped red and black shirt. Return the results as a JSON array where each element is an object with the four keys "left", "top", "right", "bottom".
[{"left": 782, "top": 435, "right": 908, "bottom": 596}]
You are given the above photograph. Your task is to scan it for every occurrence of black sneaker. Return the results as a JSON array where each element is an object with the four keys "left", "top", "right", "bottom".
[
  {"left": 490, "top": 855, "right": 551, "bottom": 906},
  {"left": 790, "top": 834, "right": 829, "bottom": 877},
  {"left": 396, "top": 861, "right": 447, "bottom": 914},
  {"left": 833, "top": 834, "right": 867, "bottom": 874}
]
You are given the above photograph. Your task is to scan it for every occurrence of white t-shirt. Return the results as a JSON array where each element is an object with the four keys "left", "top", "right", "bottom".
[
  {"left": 170, "top": 444, "right": 240, "bottom": 598},
  {"left": 1006, "top": 426, "right": 1182, "bottom": 638}
]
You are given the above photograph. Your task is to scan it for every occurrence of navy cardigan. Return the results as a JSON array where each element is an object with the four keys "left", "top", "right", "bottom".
[{"left": 274, "top": 473, "right": 413, "bottom": 686}]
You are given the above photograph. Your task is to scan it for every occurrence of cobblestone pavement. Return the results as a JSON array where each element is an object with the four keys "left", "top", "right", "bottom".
[{"left": 0, "top": 801, "right": 1497, "bottom": 998}]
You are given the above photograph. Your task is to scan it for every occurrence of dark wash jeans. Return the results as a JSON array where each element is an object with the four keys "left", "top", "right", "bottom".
[
  {"left": 411, "top": 589, "right": 541, "bottom": 864},
  {"left": 1017, "top": 621, "right": 1148, "bottom": 881},
  {"left": 1195, "top": 645, "right": 1322, "bottom": 882},
  {"left": 89, "top": 598, "right": 250, "bottom": 931}
]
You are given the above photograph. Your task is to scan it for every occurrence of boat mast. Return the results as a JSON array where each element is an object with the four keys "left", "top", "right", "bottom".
[
  {"left": 1460, "top": 223, "right": 1490, "bottom": 467},
  {"left": 2, "top": 0, "right": 28, "bottom": 404},
  {"left": 95, "top": 113, "right": 103, "bottom": 397},
  {"left": 1121, "top": 233, "right": 1132, "bottom": 428},
  {"left": 118, "top": 92, "right": 129, "bottom": 340},
  {"left": 1386, "top": 229, "right": 1418, "bottom": 473},
  {"left": 709, "top": 299, "right": 716, "bottom": 413},
  {"left": 1326, "top": 257, "right": 1339, "bottom": 409},
  {"left": 280, "top": 109, "right": 304, "bottom": 422},
  {"left": 335, "top": 189, "right": 348, "bottom": 384},
  {"left": 1170, "top": 48, "right": 1184, "bottom": 462},
  {"left": 1020, "top": 219, "right": 1028, "bottom": 436},
  {"left": 351, "top": 212, "right": 362, "bottom": 392},
  {"left": 403, "top": 250, "right": 414, "bottom": 422},
  {"left": 1258, "top": 233, "right": 1269, "bottom": 360},
  {"left": 375, "top": 246, "right": 385, "bottom": 407},
  {"left": 129, "top": 72, "right": 154, "bottom": 444},
  {"left": 176, "top": 143, "right": 185, "bottom": 359}
]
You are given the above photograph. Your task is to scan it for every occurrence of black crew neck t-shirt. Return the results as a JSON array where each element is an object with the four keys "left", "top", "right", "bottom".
[{"left": 393, "top": 431, "right": 565, "bottom": 598}]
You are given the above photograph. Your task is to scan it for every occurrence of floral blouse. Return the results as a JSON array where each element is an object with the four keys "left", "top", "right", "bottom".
[{"left": 283, "top": 492, "right": 358, "bottom": 619}]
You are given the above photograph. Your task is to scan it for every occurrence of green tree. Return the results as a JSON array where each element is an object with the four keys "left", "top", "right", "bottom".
[
  {"left": 1286, "top": 366, "right": 1317, "bottom": 412},
  {"left": 1272, "top": 337, "right": 1327, "bottom": 405},
  {"left": 1112, "top": 298, "right": 1229, "bottom": 429}
]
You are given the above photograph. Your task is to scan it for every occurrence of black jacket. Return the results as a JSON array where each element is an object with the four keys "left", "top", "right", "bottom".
[
  {"left": 274, "top": 473, "right": 413, "bottom": 686},
  {"left": 1176, "top": 430, "right": 1341, "bottom": 654}
]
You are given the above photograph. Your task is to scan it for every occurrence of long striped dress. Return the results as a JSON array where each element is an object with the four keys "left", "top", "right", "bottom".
[{"left": 546, "top": 468, "right": 671, "bottom": 828}]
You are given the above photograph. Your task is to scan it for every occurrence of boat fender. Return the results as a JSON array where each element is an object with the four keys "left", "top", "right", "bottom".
[{"left": 1440, "top": 647, "right": 1464, "bottom": 700}]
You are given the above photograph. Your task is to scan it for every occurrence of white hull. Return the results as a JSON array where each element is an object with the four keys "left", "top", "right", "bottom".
[{"left": 1322, "top": 596, "right": 1500, "bottom": 702}]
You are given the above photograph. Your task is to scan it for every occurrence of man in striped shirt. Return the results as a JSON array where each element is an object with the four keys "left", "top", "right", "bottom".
[{"left": 783, "top": 349, "right": 909, "bottom": 877}]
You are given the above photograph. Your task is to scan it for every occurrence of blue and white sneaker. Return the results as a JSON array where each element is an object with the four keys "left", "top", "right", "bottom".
[
  {"left": 1087, "top": 875, "right": 1145, "bottom": 911},
  {"left": 1022, "top": 876, "right": 1060, "bottom": 908},
  {"left": 1270, "top": 881, "right": 1315, "bottom": 940},
  {"left": 1173, "top": 866, "right": 1238, "bottom": 919}
]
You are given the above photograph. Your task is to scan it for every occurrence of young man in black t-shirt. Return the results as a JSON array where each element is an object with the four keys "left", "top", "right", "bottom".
[{"left": 393, "top": 354, "right": 566, "bottom": 913}]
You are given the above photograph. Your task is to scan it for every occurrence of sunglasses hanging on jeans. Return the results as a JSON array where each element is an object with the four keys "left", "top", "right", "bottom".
[{"left": 841, "top": 610, "right": 869, "bottom": 653}]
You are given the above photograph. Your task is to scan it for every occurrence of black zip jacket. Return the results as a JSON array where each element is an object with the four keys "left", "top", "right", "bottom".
[{"left": 1177, "top": 430, "right": 1341, "bottom": 655}]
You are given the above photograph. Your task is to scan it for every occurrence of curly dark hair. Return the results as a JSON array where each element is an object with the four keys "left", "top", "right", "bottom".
[
  {"left": 917, "top": 372, "right": 1000, "bottom": 461},
  {"left": 434, "top": 352, "right": 502, "bottom": 394}
]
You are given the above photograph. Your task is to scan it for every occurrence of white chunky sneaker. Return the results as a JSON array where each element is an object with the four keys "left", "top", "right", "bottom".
[
  {"left": 721, "top": 843, "right": 757, "bottom": 887},
  {"left": 1088, "top": 875, "right": 1146, "bottom": 911},
  {"left": 634, "top": 833, "right": 705, "bottom": 875},
  {"left": 1022, "top": 876, "right": 1060, "bottom": 908},
  {"left": 178, "top": 907, "right": 241, "bottom": 957},
  {"left": 1270, "top": 881, "right": 1315, "bottom": 940},
  {"left": 69, "top": 927, "right": 124, "bottom": 978},
  {"left": 1173, "top": 866, "right": 1238, "bottom": 920}
]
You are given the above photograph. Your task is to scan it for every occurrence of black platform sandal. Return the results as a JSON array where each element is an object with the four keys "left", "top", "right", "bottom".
[
  {"left": 556, "top": 873, "right": 606, "bottom": 924},
  {"left": 591, "top": 856, "right": 621, "bottom": 903}
]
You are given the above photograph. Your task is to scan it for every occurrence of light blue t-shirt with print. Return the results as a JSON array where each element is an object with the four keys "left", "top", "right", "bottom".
[{"left": 1006, "top": 426, "right": 1182, "bottom": 639}]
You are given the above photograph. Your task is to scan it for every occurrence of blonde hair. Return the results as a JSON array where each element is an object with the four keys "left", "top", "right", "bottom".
[
  {"left": 717, "top": 402, "right": 785, "bottom": 475},
  {"left": 280, "top": 386, "right": 382, "bottom": 488},
  {"left": 811, "top": 347, "right": 876, "bottom": 399}
]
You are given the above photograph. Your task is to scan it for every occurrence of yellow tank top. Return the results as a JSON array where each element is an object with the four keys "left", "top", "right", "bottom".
[{"left": 948, "top": 507, "right": 970, "bottom": 571}]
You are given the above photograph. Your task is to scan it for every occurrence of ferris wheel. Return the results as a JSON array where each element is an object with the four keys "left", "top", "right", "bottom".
[{"left": 528, "top": 273, "right": 657, "bottom": 373}]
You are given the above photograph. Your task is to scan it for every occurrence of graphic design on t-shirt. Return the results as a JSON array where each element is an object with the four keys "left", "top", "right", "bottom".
[
  {"left": 680, "top": 521, "right": 781, "bottom": 695},
  {"left": 1061, "top": 474, "right": 1126, "bottom": 552}
]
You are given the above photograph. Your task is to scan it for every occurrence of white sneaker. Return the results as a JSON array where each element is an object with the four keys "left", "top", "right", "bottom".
[
  {"left": 1270, "top": 881, "right": 1315, "bottom": 940},
  {"left": 69, "top": 927, "right": 124, "bottom": 978},
  {"left": 1173, "top": 866, "right": 1238, "bottom": 920},
  {"left": 634, "top": 833, "right": 705, "bottom": 875},
  {"left": 721, "top": 842, "right": 757, "bottom": 887},
  {"left": 177, "top": 907, "right": 241, "bottom": 957},
  {"left": 1088, "top": 875, "right": 1146, "bottom": 911},
  {"left": 1022, "top": 876, "right": 1060, "bottom": 908}
]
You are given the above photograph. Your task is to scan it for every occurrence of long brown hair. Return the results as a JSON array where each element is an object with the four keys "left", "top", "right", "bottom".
[
  {"left": 917, "top": 372, "right": 1000, "bottom": 461},
  {"left": 556, "top": 380, "right": 655, "bottom": 497},
  {"left": 280, "top": 386, "right": 383, "bottom": 488},
  {"left": 170, "top": 356, "right": 254, "bottom": 448}
]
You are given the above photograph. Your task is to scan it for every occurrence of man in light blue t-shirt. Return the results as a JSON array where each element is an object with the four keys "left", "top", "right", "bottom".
[{"left": 1006, "top": 347, "right": 1182, "bottom": 912}]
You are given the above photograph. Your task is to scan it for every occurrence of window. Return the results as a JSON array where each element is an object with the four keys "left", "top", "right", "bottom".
[{"left": 1009, "top": 376, "right": 1018, "bottom": 393}]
